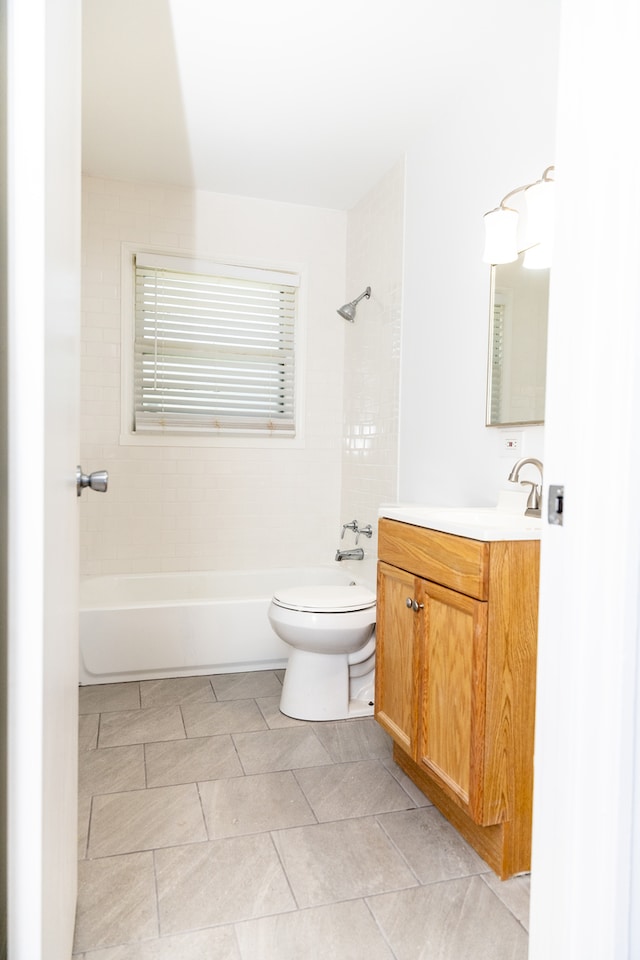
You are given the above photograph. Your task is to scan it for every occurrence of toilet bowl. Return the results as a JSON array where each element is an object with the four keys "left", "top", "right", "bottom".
[{"left": 268, "top": 584, "right": 376, "bottom": 721}]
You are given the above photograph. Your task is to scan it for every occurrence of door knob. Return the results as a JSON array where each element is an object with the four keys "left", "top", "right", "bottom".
[{"left": 76, "top": 465, "right": 109, "bottom": 497}]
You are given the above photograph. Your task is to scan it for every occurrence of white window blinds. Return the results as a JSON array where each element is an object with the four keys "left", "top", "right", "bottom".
[
  {"left": 133, "top": 253, "right": 299, "bottom": 437},
  {"left": 489, "top": 299, "right": 505, "bottom": 423}
]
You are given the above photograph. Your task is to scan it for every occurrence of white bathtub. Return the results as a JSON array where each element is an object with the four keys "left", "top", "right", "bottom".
[{"left": 79, "top": 562, "right": 376, "bottom": 685}]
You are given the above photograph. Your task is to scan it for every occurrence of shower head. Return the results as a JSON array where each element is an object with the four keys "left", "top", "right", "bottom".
[{"left": 337, "top": 286, "right": 371, "bottom": 322}]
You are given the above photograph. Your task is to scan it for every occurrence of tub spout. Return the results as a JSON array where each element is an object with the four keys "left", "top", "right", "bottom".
[{"left": 335, "top": 548, "right": 364, "bottom": 561}]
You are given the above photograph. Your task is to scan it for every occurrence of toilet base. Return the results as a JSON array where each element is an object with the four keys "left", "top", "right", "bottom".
[
  {"left": 279, "top": 648, "right": 374, "bottom": 721},
  {"left": 280, "top": 695, "right": 374, "bottom": 722},
  {"left": 344, "top": 697, "right": 375, "bottom": 719}
]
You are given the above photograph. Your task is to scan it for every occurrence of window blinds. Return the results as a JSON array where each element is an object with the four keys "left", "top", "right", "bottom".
[
  {"left": 134, "top": 254, "right": 299, "bottom": 436},
  {"left": 489, "top": 300, "right": 505, "bottom": 423}
]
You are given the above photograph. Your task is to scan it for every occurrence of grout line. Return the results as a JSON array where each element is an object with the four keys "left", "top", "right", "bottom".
[
  {"left": 178, "top": 703, "right": 189, "bottom": 739},
  {"left": 362, "top": 895, "right": 402, "bottom": 960},
  {"left": 150, "top": 848, "right": 163, "bottom": 940},
  {"left": 478, "top": 872, "right": 531, "bottom": 932},
  {"left": 267, "top": 829, "right": 301, "bottom": 911},
  {"left": 195, "top": 780, "right": 211, "bottom": 842}
]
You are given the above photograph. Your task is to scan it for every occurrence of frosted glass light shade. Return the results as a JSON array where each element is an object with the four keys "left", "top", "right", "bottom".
[{"left": 482, "top": 207, "right": 519, "bottom": 264}]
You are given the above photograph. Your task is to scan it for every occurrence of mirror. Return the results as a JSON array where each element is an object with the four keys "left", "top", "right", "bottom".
[{"left": 486, "top": 253, "right": 549, "bottom": 426}]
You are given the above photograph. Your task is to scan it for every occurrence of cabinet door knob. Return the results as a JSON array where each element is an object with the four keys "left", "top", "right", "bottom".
[
  {"left": 406, "top": 597, "right": 413, "bottom": 608},
  {"left": 412, "top": 599, "right": 424, "bottom": 612}
]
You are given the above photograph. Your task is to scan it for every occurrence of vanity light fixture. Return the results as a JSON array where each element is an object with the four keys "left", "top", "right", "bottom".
[{"left": 482, "top": 165, "right": 555, "bottom": 267}]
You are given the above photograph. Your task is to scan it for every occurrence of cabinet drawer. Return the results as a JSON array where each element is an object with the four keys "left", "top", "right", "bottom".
[{"left": 378, "top": 518, "right": 489, "bottom": 600}]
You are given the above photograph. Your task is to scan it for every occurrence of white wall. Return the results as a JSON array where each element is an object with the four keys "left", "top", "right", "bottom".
[
  {"left": 80, "top": 178, "right": 347, "bottom": 575},
  {"left": 341, "top": 160, "right": 405, "bottom": 564},
  {"left": 398, "top": 3, "right": 559, "bottom": 505}
]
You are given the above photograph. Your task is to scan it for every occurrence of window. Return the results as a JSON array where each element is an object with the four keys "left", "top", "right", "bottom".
[{"left": 132, "top": 253, "right": 299, "bottom": 438}]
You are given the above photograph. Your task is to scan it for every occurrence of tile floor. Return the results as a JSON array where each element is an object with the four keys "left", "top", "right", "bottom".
[{"left": 74, "top": 670, "right": 530, "bottom": 959}]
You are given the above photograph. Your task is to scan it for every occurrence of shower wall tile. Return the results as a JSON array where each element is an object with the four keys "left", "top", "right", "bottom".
[
  {"left": 340, "top": 161, "right": 404, "bottom": 555},
  {"left": 80, "top": 177, "right": 347, "bottom": 576}
]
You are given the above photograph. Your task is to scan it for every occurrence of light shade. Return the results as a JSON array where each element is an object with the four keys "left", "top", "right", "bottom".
[{"left": 482, "top": 207, "right": 519, "bottom": 264}]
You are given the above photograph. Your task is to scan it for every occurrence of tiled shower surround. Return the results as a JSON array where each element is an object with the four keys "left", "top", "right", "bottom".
[
  {"left": 340, "top": 161, "right": 404, "bottom": 560},
  {"left": 80, "top": 166, "right": 403, "bottom": 578}
]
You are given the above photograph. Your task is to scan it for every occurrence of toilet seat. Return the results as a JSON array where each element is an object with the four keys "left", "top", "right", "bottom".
[{"left": 272, "top": 584, "right": 376, "bottom": 614}]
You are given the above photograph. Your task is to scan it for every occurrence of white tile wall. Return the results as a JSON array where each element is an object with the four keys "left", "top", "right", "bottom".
[
  {"left": 340, "top": 161, "right": 405, "bottom": 559},
  {"left": 80, "top": 177, "right": 348, "bottom": 576}
]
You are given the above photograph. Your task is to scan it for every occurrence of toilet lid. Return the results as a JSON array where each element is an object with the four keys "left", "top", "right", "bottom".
[{"left": 272, "top": 584, "right": 376, "bottom": 613}]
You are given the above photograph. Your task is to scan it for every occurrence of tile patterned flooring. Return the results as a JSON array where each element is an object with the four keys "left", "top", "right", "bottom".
[{"left": 74, "top": 670, "right": 530, "bottom": 959}]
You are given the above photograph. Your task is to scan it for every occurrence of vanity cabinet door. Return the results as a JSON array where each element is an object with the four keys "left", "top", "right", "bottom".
[
  {"left": 417, "top": 579, "right": 495, "bottom": 825},
  {"left": 375, "top": 562, "right": 421, "bottom": 758}
]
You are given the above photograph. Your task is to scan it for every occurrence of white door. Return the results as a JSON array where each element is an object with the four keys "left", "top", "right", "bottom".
[
  {"left": 6, "top": 1, "right": 82, "bottom": 957},
  {"left": 528, "top": 0, "right": 640, "bottom": 957}
]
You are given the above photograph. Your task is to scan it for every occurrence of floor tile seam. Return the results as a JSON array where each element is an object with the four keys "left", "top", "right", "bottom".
[
  {"left": 149, "top": 847, "right": 162, "bottom": 943},
  {"left": 178, "top": 702, "right": 189, "bottom": 740},
  {"left": 289, "top": 767, "right": 321, "bottom": 823},
  {"left": 142, "top": 740, "right": 150, "bottom": 789},
  {"left": 194, "top": 779, "right": 213, "bottom": 843},
  {"left": 157, "top": 903, "right": 300, "bottom": 943},
  {"left": 232, "top": 896, "right": 403, "bottom": 959},
  {"left": 266, "top": 812, "right": 411, "bottom": 849},
  {"left": 84, "top": 795, "right": 96, "bottom": 862},
  {"left": 381, "top": 757, "right": 435, "bottom": 807},
  {"left": 266, "top": 829, "right": 303, "bottom": 912},
  {"left": 477, "top": 872, "right": 530, "bottom": 931},
  {"left": 85, "top": 832, "right": 218, "bottom": 863},
  {"left": 78, "top": 795, "right": 90, "bottom": 861},
  {"left": 139, "top": 695, "right": 219, "bottom": 710},
  {"left": 254, "top": 696, "right": 274, "bottom": 728},
  {"left": 390, "top": 868, "right": 496, "bottom": 895},
  {"left": 110, "top": 730, "right": 238, "bottom": 752},
  {"left": 285, "top": 764, "right": 419, "bottom": 824},
  {"left": 371, "top": 813, "right": 426, "bottom": 887},
  {"left": 361, "top": 895, "right": 403, "bottom": 960},
  {"left": 229, "top": 730, "right": 250, "bottom": 775},
  {"left": 86, "top": 779, "right": 204, "bottom": 803},
  {"left": 95, "top": 712, "right": 103, "bottom": 753}
]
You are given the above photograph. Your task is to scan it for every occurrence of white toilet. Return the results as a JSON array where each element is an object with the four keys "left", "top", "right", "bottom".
[{"left": 268, "top": 584, "right": 376, "bottom": 721}]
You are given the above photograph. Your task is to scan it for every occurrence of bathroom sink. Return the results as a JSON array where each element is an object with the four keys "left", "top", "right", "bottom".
[{"left": 379, "top": 504, "right": 542, "bottom": 541}]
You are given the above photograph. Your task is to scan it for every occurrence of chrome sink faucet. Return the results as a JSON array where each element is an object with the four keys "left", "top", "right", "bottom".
[{"left": 507, "top": 457, "right": 544, "bottom": 518}]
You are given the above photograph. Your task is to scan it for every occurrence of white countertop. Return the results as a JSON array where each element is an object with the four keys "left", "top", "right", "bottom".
[{"left": 379, "top": 503, "right": 542, "bottom": 541}]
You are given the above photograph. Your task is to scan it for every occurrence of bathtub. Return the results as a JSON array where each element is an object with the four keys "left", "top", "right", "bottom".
[{"left": 79, "top": 562, "right": 376, "bottom": 685}]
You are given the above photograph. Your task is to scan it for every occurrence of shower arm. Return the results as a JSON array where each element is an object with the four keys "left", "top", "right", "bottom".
[{"left": 351, "top": 287, "right": 371, "bottom": 307}]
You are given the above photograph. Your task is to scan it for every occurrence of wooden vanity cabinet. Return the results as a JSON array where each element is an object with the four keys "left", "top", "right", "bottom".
[{"left": 375, "top": 517, "right": 540, "bottom": 878}]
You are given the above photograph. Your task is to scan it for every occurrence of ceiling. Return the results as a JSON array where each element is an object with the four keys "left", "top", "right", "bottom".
[{"left": 82, "top": 0, "right": 530, "bottom": 211}]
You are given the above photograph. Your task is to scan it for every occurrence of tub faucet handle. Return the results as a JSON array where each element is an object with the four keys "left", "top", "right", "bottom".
[
  {"left": 341, "top": 520, "right": 358, "bottom": 539},
  {"left": 355, "top": 524, "right": 372, "bottom": 544}
]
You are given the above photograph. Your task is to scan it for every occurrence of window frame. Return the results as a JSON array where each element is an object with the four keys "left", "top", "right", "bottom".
[{"left": 119, "top": 244, "right": 307, "bottom": 448}]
